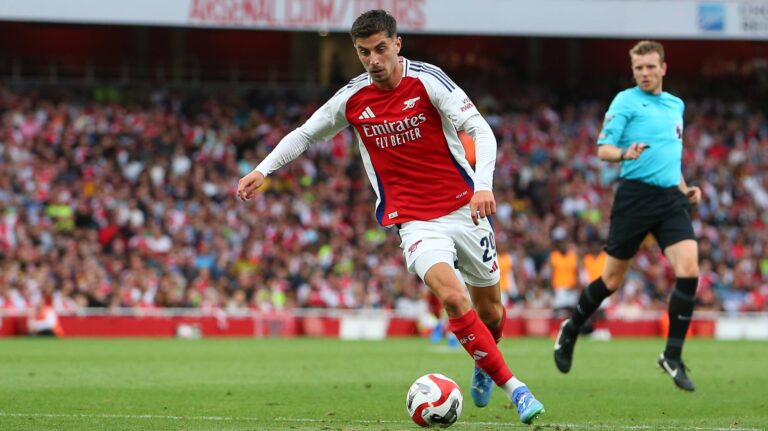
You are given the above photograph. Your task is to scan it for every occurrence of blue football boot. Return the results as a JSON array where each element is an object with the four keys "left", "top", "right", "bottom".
[
  {"left": 512, "top": 385, "right": 545, "bottom": 424},
  {"left": 470, "top": 366, "right": 494, "bottom": 407}
]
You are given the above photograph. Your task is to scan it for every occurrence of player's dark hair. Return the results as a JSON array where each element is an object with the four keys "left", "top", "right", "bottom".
[
  {"left": 629, "top": 40, "right": 665, "bottom": 63},
  {"left": 350, "top": 10, "right": 397, "bottom": 41}
]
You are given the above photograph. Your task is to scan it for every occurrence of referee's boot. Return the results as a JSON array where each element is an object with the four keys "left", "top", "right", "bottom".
[
  {"left": 553, "top": 319, "right": 578, "bottom": 373},
  {"left": 658, "top": 353, "right": 696, "bottom": 391}
]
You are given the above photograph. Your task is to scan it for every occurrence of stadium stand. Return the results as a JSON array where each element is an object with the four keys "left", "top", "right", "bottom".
[{"left": 0, "top": 75, "right": 766, "bottom": 319}]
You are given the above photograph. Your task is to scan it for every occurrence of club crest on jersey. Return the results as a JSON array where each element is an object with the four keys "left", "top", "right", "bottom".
[{"left": 402, "top": 97, "right": 420, "bottom": 110}]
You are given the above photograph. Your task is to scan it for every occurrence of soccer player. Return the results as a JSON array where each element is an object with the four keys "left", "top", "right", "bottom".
[
  {"left": 553, "top": 41, "right": 702, "bottom": 391},
  {"left": 237, "top": 9, "right": 545, "bottom": 423}
]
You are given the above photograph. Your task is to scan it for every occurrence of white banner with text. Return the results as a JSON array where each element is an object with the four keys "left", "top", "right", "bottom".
[{"left": 0, "top": 0, "right": 767, "bottom": 39}]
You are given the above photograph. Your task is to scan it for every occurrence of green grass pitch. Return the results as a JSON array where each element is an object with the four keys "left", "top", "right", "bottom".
[{"left": 0, "top": 337, "right": 766, "bottom": 430}]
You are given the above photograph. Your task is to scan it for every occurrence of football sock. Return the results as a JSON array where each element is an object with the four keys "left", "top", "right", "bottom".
[
  {"left": 501, "top": 376, "right": 526, "bottom": 400},
  {"left": 664, "top": 277, "right": 698, "bottom": 360},
  {"left": 570, "top": 277, "right": 614, "bottom": 331},
  {"left": 449, "top": 309, "right": 513, "bottom": 386},
  {"left": 486, "top": 306, "right": 506, "bottom": 343}
]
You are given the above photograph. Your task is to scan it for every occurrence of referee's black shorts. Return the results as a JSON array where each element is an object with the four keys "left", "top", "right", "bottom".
[{"left": 605, "top": 179, "right": 696, "bottom": 260}]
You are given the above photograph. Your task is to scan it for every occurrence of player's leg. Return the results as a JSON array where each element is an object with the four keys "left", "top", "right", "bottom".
[
  {"left": 421, "top": 262, "right": 473, "bottom": 316},
  {"left": 400, "top": 221, "right": 522, "bottom": 415},
  {"left": 554, "top": 203, "right": 648, "bottom": 373},
  {"left": 573, "top": 255, "right": 630, "bottom": 328},
  {"left": 467, "top": 283, "right": 504, "bottom": 407},
  {"left": 554, "top": 255, "right": 630, "bottom": 373},
  {"left": 469, "top": 284, "right": 504, "bottom": 342},
  {"left": 421, "top": 261, "right": 522, "bottom": 407},
  {"left": 465, "top": 282, "right": 542, "bottom": 422},
  {"left": 453, "top": 213, "right": 543, "bottom": 423},
  {"left": 656, "top": 207, "right": 699, "bottom": 391}
]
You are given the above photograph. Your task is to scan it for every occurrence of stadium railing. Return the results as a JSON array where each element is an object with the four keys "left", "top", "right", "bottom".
[{"left": 2, "top": 308, "right": 766, "bottom": 340}]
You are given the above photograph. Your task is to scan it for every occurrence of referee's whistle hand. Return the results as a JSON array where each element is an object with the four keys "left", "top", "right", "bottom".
[{"left": 624, "top": 143, "right": 648, "bottom": 160}]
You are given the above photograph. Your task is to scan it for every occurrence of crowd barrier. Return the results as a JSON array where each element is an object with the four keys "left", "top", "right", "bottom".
[{"left": 2, "top": 309, "right": 766, "bottom": 340}]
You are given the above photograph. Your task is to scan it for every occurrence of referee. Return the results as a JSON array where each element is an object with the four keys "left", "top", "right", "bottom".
[{"left": 553, "top": 40, "right": 701, "bottom": 391}]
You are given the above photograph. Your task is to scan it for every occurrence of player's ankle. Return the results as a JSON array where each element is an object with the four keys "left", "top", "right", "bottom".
[{"left": 501, "top": 376, "right": 526, "bottom": 397}]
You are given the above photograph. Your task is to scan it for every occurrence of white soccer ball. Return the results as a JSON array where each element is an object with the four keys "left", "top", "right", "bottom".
[{"left": 406, "top": 373, "right": 463, "bottom": 428}]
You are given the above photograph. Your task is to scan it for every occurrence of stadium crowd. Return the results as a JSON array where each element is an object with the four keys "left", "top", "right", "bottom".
[{"left": 0, "top": 78, "right": 766, "bottom": 319}]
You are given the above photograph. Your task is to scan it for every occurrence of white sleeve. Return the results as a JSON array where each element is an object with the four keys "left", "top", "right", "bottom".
[
  {"left": 462, "top": 114, "right": 496, "bottom": 192},
  {"left": 255, "top": 92, "right": 350, "bottom": 177}
]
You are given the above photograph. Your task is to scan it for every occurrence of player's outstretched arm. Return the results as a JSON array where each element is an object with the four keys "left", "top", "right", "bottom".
[
  {"left": 235, "top": 92, "right": 350, "bottom": 202},
  {"left": 235, "top": 127, "right": 312, "bottom": 202}
]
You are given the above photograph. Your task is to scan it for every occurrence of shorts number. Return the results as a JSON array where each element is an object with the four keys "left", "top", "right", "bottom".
[{"left": 480, "top": 233, "right": 497, "bottom": 262}]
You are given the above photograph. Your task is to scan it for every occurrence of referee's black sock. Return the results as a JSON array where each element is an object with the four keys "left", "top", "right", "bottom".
[
  {"left": 664, "top": 277, "right": 698, "bottom": 360},
  {"left": 569, "top": 277, "right": 614, "bottom": 331}
]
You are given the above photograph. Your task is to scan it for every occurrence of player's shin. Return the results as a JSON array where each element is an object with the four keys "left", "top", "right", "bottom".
[
  {"left": 449, "top": 309, "right": 512, "bottom": 386},
  {"left": 664, "top": 277, "right": 698, "bottom": 359},
  {"left": 570, "top": 277, "right": 614, "bottom": 330}
]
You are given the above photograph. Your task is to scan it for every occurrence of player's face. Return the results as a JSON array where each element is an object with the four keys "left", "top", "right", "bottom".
[
  {"left": 354, "top": 32, "right": 402, "bottom": 89},
  {"left": 631, "top": 52, "right": 667, "bottom": 94}
]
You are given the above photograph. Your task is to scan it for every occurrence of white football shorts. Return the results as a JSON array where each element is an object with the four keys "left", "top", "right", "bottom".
[{"left": 398, "top": 204, "right": 500, "bottom": 287}]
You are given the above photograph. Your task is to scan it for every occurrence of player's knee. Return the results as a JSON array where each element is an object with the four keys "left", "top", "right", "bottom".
[
  {"left": 675, "top": 264, "right": 699, "bottom": 278},
  {"left": 440, "top": 291, "right": 471, "bottom": 317},
  {"left": 602, "top": 274, "right": 624, "bottom": 291}
]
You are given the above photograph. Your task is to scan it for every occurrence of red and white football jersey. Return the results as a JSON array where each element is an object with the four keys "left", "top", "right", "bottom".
[{"left": 269, "top": 58, "right": 485, "bottom": 227}]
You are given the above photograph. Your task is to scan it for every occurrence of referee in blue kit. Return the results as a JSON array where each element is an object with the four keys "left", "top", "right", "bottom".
[{"left": 553, "top": 41, "right": 701, "bottom": 391}]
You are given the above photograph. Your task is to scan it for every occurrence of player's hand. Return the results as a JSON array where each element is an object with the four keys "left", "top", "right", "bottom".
[
  {"left": 685, "top": 186, "right": 702, "bottom": 204},
  {"left": 237, "top": 170, "right": 265, "bottom": 201},
  {"left": 469, "top": 190, "right": 496, "bottom": 226},
  {"left": 621, "top": 143, "right": 649, "bottom": 160}
]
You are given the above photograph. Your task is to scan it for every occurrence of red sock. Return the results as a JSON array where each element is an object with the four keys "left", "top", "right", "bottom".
[
  {"left": 449, "top": 309, "right": 513, "bottom": 386},
  {"left": 487, "top": 306, "right": 506, "bottom": 343}
]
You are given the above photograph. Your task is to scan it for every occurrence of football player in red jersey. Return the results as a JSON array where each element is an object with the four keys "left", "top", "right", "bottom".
[{"left": 237, "top": 10, "right": 544, "bottom": 423}]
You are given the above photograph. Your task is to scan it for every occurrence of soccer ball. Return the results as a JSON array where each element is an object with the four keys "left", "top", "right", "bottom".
[{"left": 406, "top": 373, "right": 463, "bottom": 428}]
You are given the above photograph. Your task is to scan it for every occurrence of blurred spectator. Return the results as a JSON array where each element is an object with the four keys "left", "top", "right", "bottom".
[
  {"left": 27, "top": 296, "right": 63, "bottom": 337},
  {"left": 545, "top": 233, "right": 580, "bottom": 316},
  {"left": 581, "top": 242, "right": 607, "bottom": 286}
]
